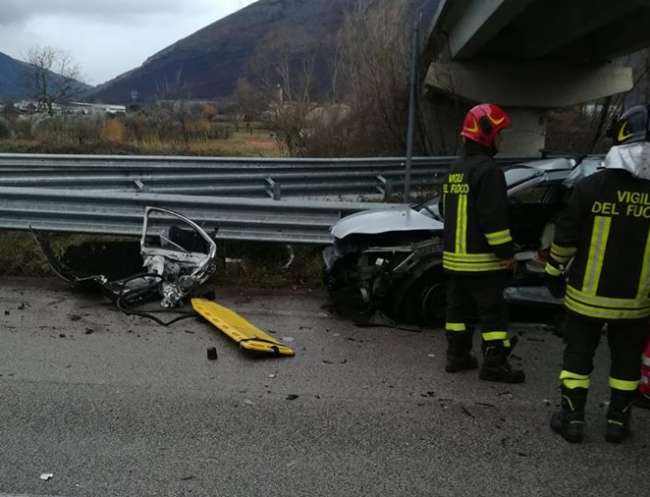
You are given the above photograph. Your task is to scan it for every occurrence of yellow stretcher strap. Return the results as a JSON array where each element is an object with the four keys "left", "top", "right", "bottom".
[{"left": 192, "top": 298, "right": 295, "bottom": 357}]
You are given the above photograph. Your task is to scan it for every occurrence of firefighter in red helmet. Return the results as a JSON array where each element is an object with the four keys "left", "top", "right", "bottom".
[{"left": 439, "top": 103, "right": 525, "bottom": 383}]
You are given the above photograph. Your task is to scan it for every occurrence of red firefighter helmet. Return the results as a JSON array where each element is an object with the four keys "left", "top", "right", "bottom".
[{"left": 460, "top": 103, "right": 512, "bottom": 148}]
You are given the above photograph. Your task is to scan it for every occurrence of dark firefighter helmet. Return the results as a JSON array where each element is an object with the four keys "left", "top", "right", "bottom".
[{"left": 611, "top": 105, "right": 650, "bottom": 145}]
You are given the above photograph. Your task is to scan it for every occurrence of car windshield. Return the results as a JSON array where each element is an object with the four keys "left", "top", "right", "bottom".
[{"left": 504, "top": 167, "right": 543, "bottom": 187}]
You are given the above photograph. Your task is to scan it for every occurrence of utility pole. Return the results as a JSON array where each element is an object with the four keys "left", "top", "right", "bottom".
[{"left": 404, "top": 12, "right": 422, "bottom": 201}]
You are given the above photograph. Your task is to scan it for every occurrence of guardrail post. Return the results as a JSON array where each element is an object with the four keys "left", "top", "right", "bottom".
[
  {"left": 265, "top": 177, "right": 281, "bottom": 200},
  {"left": 376, "top": 175, "right": 392, "bottom": 201}
]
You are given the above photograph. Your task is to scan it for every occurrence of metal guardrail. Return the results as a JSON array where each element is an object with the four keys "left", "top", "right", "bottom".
[
  {"left": 0, "top": 187, "right": 407, "bottom": 244},
  {"left": 0, "top": 154, "right": 455, "bottom": 171},
  {"left": 0, "top": 153, "right": 540, "bottom": 199},
  {"left": 0, "top": 153, "right": 599, "bottom": 244}
]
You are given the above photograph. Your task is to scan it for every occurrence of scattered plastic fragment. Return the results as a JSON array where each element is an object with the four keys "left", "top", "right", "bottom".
[
  {"left": 40, "top": 473, "right": 54, "bottom": 481},
  {"left": 286, "top": 394, "right": 299, "bottom": 401},
  {"left": 207, "top": 347, "right": 218, "bottom": 361}
]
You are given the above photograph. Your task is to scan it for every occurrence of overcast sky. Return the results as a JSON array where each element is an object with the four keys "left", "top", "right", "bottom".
[{"left": 0, "top": 0, "right": 257, "bottom": 85}]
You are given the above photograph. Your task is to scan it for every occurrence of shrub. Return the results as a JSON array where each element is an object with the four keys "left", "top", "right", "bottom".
[
  {"left": 0, "top": 118, "right": 11, "bottom": 139},
  {"left": 102, "top": 118, "right": 126, "bottom": 143}
]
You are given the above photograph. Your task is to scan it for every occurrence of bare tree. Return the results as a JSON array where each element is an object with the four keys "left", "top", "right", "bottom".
[
  {"left": 26, "top": 46, "right": 82, "bottom": 116},
  {"left": 336, "top": 0, "right": 413, "bottom": 154},
  {"left": 234, "top": 78, "right": 267, "bottom": 119},
  {"left": 249, "top": 25, "right": 318, "bottom": 104}
]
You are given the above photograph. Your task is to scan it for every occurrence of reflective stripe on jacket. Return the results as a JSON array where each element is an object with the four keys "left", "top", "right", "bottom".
[
  {"left": 546, "top": 169, "right": 650, "bottom": 320},
  {"left": 440, "top": 150, "right": 513, "bottom": 273}
]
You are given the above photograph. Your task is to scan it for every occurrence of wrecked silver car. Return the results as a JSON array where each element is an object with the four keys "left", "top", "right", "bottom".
[
  {"left": 323, "top": 157, "right": 601, "bottom": 325},
  {"left": 34, "top": 207, "right": 218, "bottom": 322}
]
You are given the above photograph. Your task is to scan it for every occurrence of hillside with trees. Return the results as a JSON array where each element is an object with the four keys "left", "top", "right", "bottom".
[{"left": 89, "top": 0, "right": 439, "bottom": 104}]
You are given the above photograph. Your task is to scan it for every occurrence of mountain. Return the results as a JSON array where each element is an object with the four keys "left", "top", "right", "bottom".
[
  {"left": 0, "top": 50, "right": 91, "bottom": 101},
  {"left": 0, "top": 51, "right": 32, "bottom": 99},
  {"left": 91, "top": 0, "right": 440, "bottom": 104}
]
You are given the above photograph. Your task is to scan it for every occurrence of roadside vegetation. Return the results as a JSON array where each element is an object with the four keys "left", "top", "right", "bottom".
[{"left": 0, "top": 103, "right": 281, "bottom": 156}]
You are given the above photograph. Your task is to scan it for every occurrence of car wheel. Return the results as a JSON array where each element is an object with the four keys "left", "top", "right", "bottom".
[{"left": 389, "top": 263, "right": 446, "bottom": 326}]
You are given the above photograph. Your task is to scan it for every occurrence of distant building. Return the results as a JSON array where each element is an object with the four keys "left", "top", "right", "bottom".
[
  {"left": 10, "top": 100, "right": 126, "bottom": 116},
  {"left": 66, "top": 102, "right": 126, "bottom": 116}
]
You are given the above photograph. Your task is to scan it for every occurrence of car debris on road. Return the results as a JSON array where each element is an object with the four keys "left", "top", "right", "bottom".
[{"left": 32, "top": 205, "right": 295, "bottom": 357}]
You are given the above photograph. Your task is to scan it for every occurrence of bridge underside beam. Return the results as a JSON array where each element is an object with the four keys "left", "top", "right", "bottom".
[
  {"left": 444, "top": 0, "right": 536, "bottom": 59},
  {"left": 430, "top": 0, "right": 650, "bottom": 62},
  {"left": 425, "top": 61, "right": 634, "bottom": 108},
  {"left": 480, "top": 0, "right": 650, "bottom": 61},
  {"left": 505, "top": 0, "right": 645, "bottom": 59}
]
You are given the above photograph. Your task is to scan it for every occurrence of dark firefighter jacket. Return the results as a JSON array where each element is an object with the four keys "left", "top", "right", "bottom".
[
  {"left": 546, "top": 168, "right": 650, "bottom": 320},
  {"left": 440, "top": 144, "right": 514, "bottom": 273}
]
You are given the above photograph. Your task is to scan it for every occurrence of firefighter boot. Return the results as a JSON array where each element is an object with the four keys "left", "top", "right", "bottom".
[
  {"left": 605, "top": 389, "right": 635, "bottom": 444},
  {"left": 445, "top": 333, "right": 478, "bottom": 373},
  {"left": 479, "top": 341, "right": 525, "bottom": 383},
  {"left": 550, "top": 387, "right": 587, "bottom": 443}
]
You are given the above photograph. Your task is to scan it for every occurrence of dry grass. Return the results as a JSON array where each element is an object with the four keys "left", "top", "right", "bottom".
[
  {"left": 0, "top": 128, "right": 281, "bottom": 157},
  {"left": 0, "top": 232, "right": 51, "bottom": 276},
  {"left": 187, "top": 131, "right": 281, "bottom": 156}
]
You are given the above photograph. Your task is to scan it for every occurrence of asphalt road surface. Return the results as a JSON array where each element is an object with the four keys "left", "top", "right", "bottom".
[{"left": 0, "top": 278, "right": 647, "bottom": 497}]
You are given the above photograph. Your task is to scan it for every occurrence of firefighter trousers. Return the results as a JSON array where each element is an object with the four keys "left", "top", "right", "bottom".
[
  {"left": 445, "top": 271, "right": 511, "bottom": 347},
  {"left": 560, "top": 311, "right": 648, "bottom": 408}
]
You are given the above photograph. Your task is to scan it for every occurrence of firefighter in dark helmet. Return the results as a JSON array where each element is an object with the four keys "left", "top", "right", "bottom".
[
  {"left": 546, "top": 104, "right": 650, "bottom": 444},
  {"left": 440, "top": 103, "right": 525, "bottom": 384}
]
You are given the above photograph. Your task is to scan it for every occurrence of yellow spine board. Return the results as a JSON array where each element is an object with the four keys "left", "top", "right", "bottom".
[{"left": 191, "top": 298, "right": 295, "bottom": 357}]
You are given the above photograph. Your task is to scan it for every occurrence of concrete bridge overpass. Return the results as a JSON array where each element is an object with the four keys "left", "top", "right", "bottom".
[{"left": 424, "top": 0, "right": 650, "bottom": 155}]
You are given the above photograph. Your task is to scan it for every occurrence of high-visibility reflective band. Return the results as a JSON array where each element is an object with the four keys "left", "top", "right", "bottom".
[
  {"left": 565, "top": 293, "right": 650, "bottom": 320},
  {"left": 609, "top": 377, "right": 639, "bottom": 391},
  {"left": 550, "top": 243, "right": 576, "bottom": 264},
  {"left": 550, "top": 243, "right": 577, "bottom": 259},
  {"left": 443, "top": 260, "right": 506, "bottom": 272},
  {"left": 443, "top": 252, "right": 506, "bottom": 272},
  {"left": 443, "top": 252, "right": 501, "bottom": 262},
  {"left": 545, "top": 263, "right": 563, "bottom": 277},
  {"left": 485, "top": 229, "right": 513, "bottom": 246},
  {"left": 482, "top": 331, "right": 508, "bottom": 341},
  {"left": 455, "top": 194, "right": 468, "bottom": 254},
  {"left": 637, "top": 227, "right": 650, "bottom": 300},
  {"left": 560, "top": 370, "right": 591, "bottom": 389},
  {"left": 582, "top": 216, "right": 611, "bottom": 295},
  {"left": 445, "top": 322, "right": 466, "bottom": 332},
  {"left": 566, "top": 285, "right": 650, "bottom": 310}
]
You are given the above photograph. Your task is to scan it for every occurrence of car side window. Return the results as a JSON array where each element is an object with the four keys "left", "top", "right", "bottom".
[{"left": 510, "top": 185, "right": 551, "bottom": 204}]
